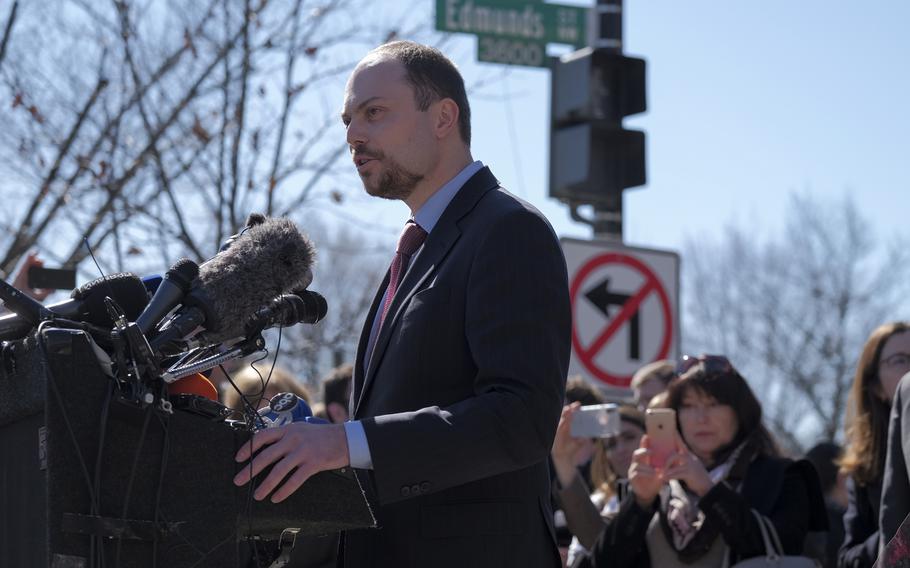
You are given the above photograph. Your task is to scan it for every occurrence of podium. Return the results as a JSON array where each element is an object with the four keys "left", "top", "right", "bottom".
[{"left": 0, "top": 328, "right": 375, "bottom": 567}]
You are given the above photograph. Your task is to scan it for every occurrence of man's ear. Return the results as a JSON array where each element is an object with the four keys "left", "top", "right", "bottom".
[{"left": 434, "top": 98, "right": 460, "bottom": 140}]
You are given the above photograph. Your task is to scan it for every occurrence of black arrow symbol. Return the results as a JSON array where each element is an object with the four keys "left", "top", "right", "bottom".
[{"left": 584, "top": 277, "right": 641, "bottom": 360}]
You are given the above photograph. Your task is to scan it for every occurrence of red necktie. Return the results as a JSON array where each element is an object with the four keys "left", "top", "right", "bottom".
[{"left": 378, "top": 221, "right": 427, "bottom": 329}]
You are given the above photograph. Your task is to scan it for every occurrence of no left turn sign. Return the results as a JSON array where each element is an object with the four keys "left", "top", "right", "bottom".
[{"left": 562, "top": 239, "right": 680, "bottom": 388}]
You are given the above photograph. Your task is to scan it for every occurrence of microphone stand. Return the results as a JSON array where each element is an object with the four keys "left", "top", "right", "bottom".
[{"left": 160, "top": 334, "right": 266, "bottom": 383}]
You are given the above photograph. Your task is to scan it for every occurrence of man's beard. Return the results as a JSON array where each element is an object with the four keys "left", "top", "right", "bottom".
[{"left": 360, "top": 151, "right": 423, "bottom": 201}]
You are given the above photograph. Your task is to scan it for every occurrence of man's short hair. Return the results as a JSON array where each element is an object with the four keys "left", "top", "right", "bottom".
[
  {"left": 369, "top": 40, "right": 471, "bottom": 145},
  {"left": 565, "top": 375, "right": 605, "bottom": 406},
  {"left": 630, "top": 360, "right": 676, "bottom": 390},
  {"left": 322, "top": 363, "right": 353, "bottom": 408}
]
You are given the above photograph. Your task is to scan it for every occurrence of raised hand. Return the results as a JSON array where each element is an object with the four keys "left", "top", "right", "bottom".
[
  {"left": 662, "top": 430, "right": 714, "bottom": 496},
  {"left": 551, "top": 402, "right": 592, "bottom": 488},
  {"left": 629, "top": 435, "right": 664, "bottom": 508}
]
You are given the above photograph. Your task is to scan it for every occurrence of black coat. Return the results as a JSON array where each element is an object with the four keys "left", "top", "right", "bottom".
[
  {"left": 837, "top": 475, "right": 882, "bottom": 568},
  {"left": 879, "top": 372, "right": 910, "bottom": 551},
  {"left": 586, "top": 456, "right": 828, "bottom": 568}
]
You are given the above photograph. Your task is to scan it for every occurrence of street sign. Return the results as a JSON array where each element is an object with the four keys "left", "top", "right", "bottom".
[
  {"left": 562, "top": 238, "right": 679, "bottom": 388},
  {"left": 477, "top": 34, "right": 547, "bottom": 67},
  {"left": 436, "top": 0, "right": 588, "bottom": 67}
]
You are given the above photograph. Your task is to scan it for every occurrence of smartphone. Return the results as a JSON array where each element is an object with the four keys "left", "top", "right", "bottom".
[
  {"left": 570, "top": 403, "right": 620, "bottom": 438},
  {"left": 645, "top": 408, "right": 677, "bottom": 469},
  {"left": 27, "top": 266, "right": 76, "bottom": 290}
]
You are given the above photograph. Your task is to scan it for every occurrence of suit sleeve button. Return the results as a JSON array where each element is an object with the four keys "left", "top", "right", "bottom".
[
  {"left": 410, "top": 484, "right": 421, "bottom": 495},
  {"left": 420, "top": 482, "right": 430, "bottom": 492},
  {"left": 400, "top": 486, "right": 410, "bottom": 497}
]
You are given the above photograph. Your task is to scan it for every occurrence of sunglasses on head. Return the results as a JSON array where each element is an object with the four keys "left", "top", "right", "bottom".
[{"left": 676, "top": 354, "right": 734, "bottom": 377}]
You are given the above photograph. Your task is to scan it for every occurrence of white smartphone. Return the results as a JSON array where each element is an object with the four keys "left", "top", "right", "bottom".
[
  {"left": 570, "top": 403, "right": 620, "bottom": 438},
  {"left": 645, "top": 408, "right": 677, "bottom": 469}
]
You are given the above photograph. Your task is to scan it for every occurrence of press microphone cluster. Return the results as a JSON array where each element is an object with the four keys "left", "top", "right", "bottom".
[
  {"left": 147, "top": 216, "right": 317, "bottom": 354},
  {"left": 0, "top": 215, "right": 325, "bottom": 408}
]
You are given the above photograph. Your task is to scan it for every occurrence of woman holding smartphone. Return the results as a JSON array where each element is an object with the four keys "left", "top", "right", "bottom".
[
  {"left": 583, "top": 355, "right": 826, "bottom": 568},
  {"left": 551, "top": 403, "right": 646, "bottom": 566}
]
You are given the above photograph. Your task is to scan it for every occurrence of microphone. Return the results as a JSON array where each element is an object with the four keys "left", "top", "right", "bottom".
[
  {"left": 167, "top": 372, "right": 218, "bottom": 401},
  {"left": 0, "top": 273, "right": 150, "bottom": 341},
  {"left": 257, "top": 392, "right": 326, "bottom": 428},
  {"left": 142, "top": 274, "right": 163, "bottom": 295},
  {"left": 243, "top": 291, "right": 327, "bottom": 336},
  {"left": 219, "top": 212, "right": 267, "bottom": 253},
  {"left": 0, "top": 278, "right": 51, "bottom": 326},
  {"left": 150, "top": 216, "right": 315, "bottom": 352},
  {"left": 136, "top": 258, "right": 199, "bottom": 335}
]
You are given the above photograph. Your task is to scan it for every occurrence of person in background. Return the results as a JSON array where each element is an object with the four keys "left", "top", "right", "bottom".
[
  {"left": 552, "top": 377, "right": 608, "bottom": 563},
  {"left": 838, "top": 322, "right": 910, "bottom": 568},
  {"left": 587, "top": 355, "right": 827, "bottom": 568},
  {"left": 630, "top": 360, "right": 676, "bottom": 410},
  {"left": 879, "top": 368, "right": 910, "bottom": 554},
  {"left": 222, "top": 364, "right": 312, "bottom": 416},
  {"left": 566, "top": 375, "right": 607, "bottom": 406},
  {"left": 563, "top": 376, "right": 607, "bottom": 484},
  {"left": 552, "top": 403, "right": 645, "bottom": 567},
  {"left": 322, "top": 363, "right": 353, "bottom": 424},
  {"left": 803, "top": 442, "right": 848, "bottom": 567}
]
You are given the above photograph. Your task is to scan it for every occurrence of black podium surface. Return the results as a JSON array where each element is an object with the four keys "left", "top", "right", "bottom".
[{"left": 0, "top": 328, "right": 375, "bottom": 567}]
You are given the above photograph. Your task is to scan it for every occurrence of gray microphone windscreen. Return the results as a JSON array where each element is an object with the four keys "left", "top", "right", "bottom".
[{"left": 196, "top": 217, "right": 315, "bottom": 342}]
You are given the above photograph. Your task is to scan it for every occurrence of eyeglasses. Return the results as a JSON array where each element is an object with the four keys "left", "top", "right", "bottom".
[
  {"left": 881, "top": 352, "right": 910, "bottom": 369},
  {"left": 676, "top": 354, "right": 734, "bottom": 377}
]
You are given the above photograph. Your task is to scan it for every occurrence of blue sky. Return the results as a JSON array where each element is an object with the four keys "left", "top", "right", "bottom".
[{"left": 346, "top": 0, "right": 909, "bottom": 253}]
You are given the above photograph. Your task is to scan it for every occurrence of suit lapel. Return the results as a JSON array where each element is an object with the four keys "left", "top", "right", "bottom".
[
  {"left": 353, "top": 167, "right": 500, "bottom": 415},
  {"left": 351, "top": 269, "right": 390, "bottom": 412}
]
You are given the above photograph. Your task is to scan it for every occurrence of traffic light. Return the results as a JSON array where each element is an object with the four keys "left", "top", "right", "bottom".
[{"left": 549, "top": 47, "right": 647, "bottom": 205}]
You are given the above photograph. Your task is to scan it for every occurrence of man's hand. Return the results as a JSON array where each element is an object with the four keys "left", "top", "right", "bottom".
[{"left": 233, "top": 422, "right": 350, "bottom": 503}]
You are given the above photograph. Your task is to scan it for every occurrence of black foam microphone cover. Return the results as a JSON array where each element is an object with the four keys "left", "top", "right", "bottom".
[{"left": 68, "top": 272, "right": 151, "bottom": 327}]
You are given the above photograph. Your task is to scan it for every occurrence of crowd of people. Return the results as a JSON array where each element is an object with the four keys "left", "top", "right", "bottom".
[{"left": 550, "top": 322, "right": 910, "bottom": 568}]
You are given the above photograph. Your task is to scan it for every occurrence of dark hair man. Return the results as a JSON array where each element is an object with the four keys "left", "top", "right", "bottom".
[{"left": 234, "top": 40, "right": 571, "bottom": 567}]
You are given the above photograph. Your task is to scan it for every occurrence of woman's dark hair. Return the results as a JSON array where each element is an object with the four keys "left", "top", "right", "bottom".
[
  {"left": 841, "top": 322, "right": 910, "bottom": 485},
  {"left": 666, "top": 363, "right": 780, "bottom": 462},
  {"left": 370, "top": 40, "right": 472, "bottom": 145}
]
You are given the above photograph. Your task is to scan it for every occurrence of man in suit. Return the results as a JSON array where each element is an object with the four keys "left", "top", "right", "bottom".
[
  {"left": 233, "top": 41, "right": 571, "bottom": 566},
  {"left": 879, "top": 369, "right": 910, "bottom": 556}
]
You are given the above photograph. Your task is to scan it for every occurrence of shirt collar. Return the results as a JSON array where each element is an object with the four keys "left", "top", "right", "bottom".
[{"left": 413, "top": 160, "right": 484, "bottom": 234}]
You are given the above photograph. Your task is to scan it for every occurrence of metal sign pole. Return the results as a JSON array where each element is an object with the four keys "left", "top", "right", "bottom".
[{"left": 590, "top": 0, "right": 623, "bottom": 241}]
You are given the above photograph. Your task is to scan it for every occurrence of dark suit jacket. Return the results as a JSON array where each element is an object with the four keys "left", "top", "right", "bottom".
[
  {"left": 341, "top": 167, "right": 572, "bottom": 568},
  {"left": 880, "top": 373, "right": 910, "bottom": 553},
  {"left": 838, "top": 475, "right": 882, "bottom": 568}
]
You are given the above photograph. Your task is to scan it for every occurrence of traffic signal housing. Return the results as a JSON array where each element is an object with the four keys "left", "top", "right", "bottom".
[{"left": 549, "top": 48, "right": 647, "bottom": 205}]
